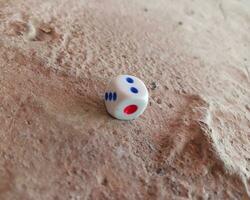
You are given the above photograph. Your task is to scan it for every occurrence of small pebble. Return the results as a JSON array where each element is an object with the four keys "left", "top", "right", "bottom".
[
  {"left": 156, "top": 99, "right": 162, "bottom": 104},
  {"left": 150, "top": 82, "right": 157, "bottom": 90}
]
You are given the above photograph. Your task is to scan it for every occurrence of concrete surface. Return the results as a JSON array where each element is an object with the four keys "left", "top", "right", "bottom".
[{"left": 0, "top": 0, "right": 250, "bottom": 199}]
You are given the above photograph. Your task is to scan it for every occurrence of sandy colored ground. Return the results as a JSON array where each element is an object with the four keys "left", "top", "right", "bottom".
[{"left": 0, "top": 0, "right": 250, "bottom": 199}]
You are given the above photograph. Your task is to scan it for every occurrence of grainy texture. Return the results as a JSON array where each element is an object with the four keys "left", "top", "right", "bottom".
[{"left": 0, "top": 0, "right": 250, "bottom": 199}]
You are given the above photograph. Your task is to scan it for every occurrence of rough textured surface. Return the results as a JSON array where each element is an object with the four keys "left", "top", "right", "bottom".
[{"left": 0, "top": 0, "right": 250, "bottom": 199}]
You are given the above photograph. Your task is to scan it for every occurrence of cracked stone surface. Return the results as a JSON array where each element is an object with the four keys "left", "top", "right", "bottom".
[{"left": 0, "top": 0, "right": 250, "bottom": 199}]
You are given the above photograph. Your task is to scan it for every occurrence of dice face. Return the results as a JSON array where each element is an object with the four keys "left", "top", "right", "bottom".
[{"left": 104, "top": 75, "right": 149, "bottom": 120}]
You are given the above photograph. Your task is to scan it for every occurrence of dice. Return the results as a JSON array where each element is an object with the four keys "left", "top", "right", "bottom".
[{"left": 104, "top": 75, "right": 149, "bottom": 120}]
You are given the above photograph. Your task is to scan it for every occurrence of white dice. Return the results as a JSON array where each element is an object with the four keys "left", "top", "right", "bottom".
[{"left": 104, "top": 75, "right": 149, "bottom": 120}]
